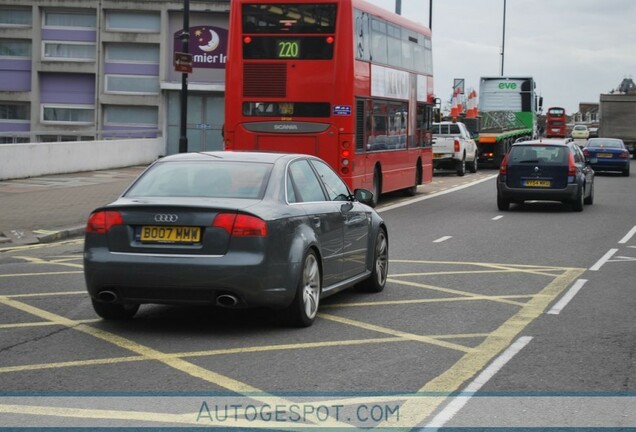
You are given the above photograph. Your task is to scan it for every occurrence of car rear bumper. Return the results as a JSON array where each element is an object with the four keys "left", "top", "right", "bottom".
[
  {"left": 84, "top": 248, "right": 298, "bottom": 308},
  {"left": 590, "top": 160, "right": 629, "bottom": 172},
  {"left": 497, "top": 182, "right": 580, "bottom": 202}
]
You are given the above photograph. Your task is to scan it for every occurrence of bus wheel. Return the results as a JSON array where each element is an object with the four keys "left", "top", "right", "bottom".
[
  {"left": 371, "top": 168, "right": 381, "bottom": 207},
  {"left": 404, "top": 163, "right": 421, "bottom": 196}
]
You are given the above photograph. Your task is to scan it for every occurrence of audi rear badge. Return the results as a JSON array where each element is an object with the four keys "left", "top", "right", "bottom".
[{"left": 154, "top": 214, "right": 178, "bottom": 223}]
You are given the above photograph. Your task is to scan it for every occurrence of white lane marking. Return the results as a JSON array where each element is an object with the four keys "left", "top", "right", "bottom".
[
  {"left": 618, "top": 225, "right": 636, "bottom": 244},
  {"left": 424, "top": 336, "right": 533, "bottom": 428},
  {"left": 492, "top": 215, "right": 504, "bottom": 221},
  {"left": 379, "top": 174, "right": 498, "bottom": 213},
  {"left": 590, "top": 249, "right": 618, "bottom": 271},
  {"left": 433, "top": 236, "right": 452, "bottom": 243},
  {"left": 547, "top": 279, "right": 588, "bottom": 315}
]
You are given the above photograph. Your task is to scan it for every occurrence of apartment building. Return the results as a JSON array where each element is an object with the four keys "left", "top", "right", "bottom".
[{"left": 0, "top": 0, "right": 230, "bottom": 154}]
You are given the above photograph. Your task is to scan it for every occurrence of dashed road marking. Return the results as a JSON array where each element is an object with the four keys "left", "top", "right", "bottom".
[
  {"left": 547, "top": 279, "right": 588, "bottom": 315},
  {"left": 618, "top": 225, "right": 636, "bottom": 244},
  {"left": 433, "top": 236, "right": 452, "bottom": 243},
  {"left": 590, "top": 248, "right": 618, "bottom": 271}
]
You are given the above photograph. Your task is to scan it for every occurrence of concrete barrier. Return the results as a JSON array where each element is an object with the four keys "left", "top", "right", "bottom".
[{"left": 0, "top": 138, "right": 165, "bottom": 180}]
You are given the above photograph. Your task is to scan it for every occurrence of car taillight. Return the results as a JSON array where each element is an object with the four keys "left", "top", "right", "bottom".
[
  {"left": 454, "top": 138, "right": 460, "bottom": 153},
  {"left": 619, "top": 150, "right": 630, "bottom": 159},
  {"left": 213, "top": 213, "right": 267, "bottom": 237},
  {"left": 499, "top": 155, "right": 508, "bottom": 175},
  {"left": 86, "top": 210, "right": 123, "bottom": 233},
  {"left": 568, "top": 152, "right": 577, "bottom": 177}
]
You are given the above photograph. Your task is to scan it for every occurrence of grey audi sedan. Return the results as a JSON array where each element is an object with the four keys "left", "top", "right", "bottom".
[{"left": 84, "top": 151, "right": 388, "bottom": 327}]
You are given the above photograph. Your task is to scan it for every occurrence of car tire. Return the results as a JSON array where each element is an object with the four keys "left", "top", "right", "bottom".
[
  {"left": 584, "top": 182, "right": 594, "bottom": 205},
  {"left": 285, "top": 250, "right": 321, "bottom": 327},
  {"left": 497, "top": 193, "right": 510, "bottom": 211},
  {"left": 456, "top": 156, "right": 466, "bottom": 177},
  {"left": 623, "top": 166, "right": 630, "bottom": 177},
  {"left": 358, "top": 228, "right": 388, "bottom": 293},
  {"left": 468, "top": 152, "right": 478, "bottom": 173},
  {"left": 572, "top": 186, "right": 584, "bottom": 212},
  {"left": 91, "top": 299, "right": 139, "bottom": 320}
]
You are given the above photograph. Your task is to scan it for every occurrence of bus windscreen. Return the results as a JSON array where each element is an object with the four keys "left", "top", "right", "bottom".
[{"left": 242, "top": 4, "right": 337, "bottom": 34}]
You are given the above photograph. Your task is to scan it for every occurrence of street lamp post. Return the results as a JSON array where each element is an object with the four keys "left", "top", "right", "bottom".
[
  {"left": 178, "top": 0, "right": 190, "bottom": 153},
  {"left": 395, "top": 0, "right": 401, "bottom": 15},
  {"left": 500, "top": 0, "right": 506, "bottom": 76}
]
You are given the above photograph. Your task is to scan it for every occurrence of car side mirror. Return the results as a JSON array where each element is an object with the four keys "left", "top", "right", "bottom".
[{"left": 354, "top": 188, "right": 374, "bottom": 206}]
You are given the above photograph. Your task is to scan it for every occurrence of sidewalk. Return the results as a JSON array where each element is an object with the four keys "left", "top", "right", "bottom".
[{"left": 0, "top": 165, "right": 147, "bottom": 246}]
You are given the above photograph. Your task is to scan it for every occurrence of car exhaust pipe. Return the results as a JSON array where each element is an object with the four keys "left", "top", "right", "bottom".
[
  {"left": 97, "top": 290, "right": 118, "bottom": 303},
  {"left": 216, "top": 294, "right": 239, "bottom": 307}
]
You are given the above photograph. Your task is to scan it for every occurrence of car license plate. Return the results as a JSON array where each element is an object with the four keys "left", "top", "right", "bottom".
[
  {"left": 524, "top": 180, "right": 551, "bottom": 187},
  {"left": 597, "top": 153, "right": 612, "bottom": 159},
  {"left": 140, "top": 226, "right": 201, "bottom": 243}
]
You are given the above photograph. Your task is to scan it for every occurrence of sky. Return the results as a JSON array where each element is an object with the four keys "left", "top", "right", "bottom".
[{"left": 365, "top": 0, "right": 636, "bottom": 114}]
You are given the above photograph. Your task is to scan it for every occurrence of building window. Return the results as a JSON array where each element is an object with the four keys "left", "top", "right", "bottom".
[
  {"left": 105, "top": 43, "right": 159, "bottom": 64},
  {"left": 0, "top": 103, "right": 30, "bottom": 121},
  {"left": 43, "top": 41, "right": 96, "bottom": 61},
  {"left": 105, "top": 11, "right": 160, "bottom": 33},
  {"left": 104, "top": 105, "right": 158, "bottom": 127},
  {"left": 0, "top": 39, "right": 31, "bottom": 58},
  {"left": 43, "top": 10, "right": 96, "bottom": 29},
  {"left": 105, "top": 75, "right": 160, "bottom": 95},
  {"left": 42, "top": 104, "right": 94, "bottom": 124},
  {"left": 0, "top": 7, "right": 31, "bottom": 27}
]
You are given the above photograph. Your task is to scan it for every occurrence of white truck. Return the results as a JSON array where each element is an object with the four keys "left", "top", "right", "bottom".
[
  {"left": 431, "top": 121, "right": 479, "bottom": 176},
  {"left": 598, "top": 92, "right": 636, "bottom": 159}
]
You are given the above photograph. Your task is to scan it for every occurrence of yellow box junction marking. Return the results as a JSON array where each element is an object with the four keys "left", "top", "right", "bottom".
[{"left": 0, "top": 255, "right": 584, "bottom": 428}]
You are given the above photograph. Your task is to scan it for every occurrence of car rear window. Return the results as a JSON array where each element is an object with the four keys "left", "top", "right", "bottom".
[
  {"left": 509, "top": 145, "right": 568, "bottom": 164},
  {"left": 432, "top": 123, "right": 461, "bottom": 135},
  {"left": 125, "top": 161, "right": 272, "bottom": 199},
  {"left": 587, "top": 140, "right": 624, "bottom": 149}
]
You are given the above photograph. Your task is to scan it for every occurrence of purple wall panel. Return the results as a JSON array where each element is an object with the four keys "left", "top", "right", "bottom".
[
  {"left": 0, "top": 71, "right": 31, "bottom": 91},
  {"left": 40, "top": 73, "right": 95, "bottom": 104},
  {"left": 0, "top": 59, "right": 31, "bottom": 71},
  {"left": 0, "top": 123, "right": 30, "bottom": 132},
  {"left": 41, "top": 29, "right": 96, "bottom": 42},
  {"left": 104, "top": 63, "right": 159, "bottom": 76}
]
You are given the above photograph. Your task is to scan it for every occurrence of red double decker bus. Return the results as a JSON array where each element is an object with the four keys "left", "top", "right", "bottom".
[
  {"left": 224, "top": 0, "right": 435, "bottom": 206},
  {"left": 545, "top": 107, "right": 567, "bottom": 138}
]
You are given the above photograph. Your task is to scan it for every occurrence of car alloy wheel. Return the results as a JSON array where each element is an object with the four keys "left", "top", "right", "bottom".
[
  {"left": 286, "top": 250, "right": 321, "bottom": 327},
  {"left": 358, "top": 228, "right": 388, "bottom": 293},
  {"left": 301, "top": 253, "right": 321, "bottom": 320}
]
